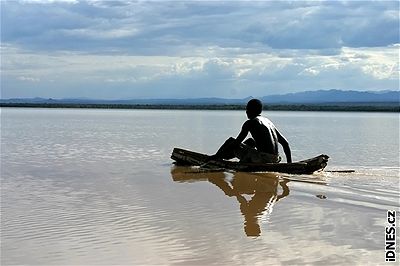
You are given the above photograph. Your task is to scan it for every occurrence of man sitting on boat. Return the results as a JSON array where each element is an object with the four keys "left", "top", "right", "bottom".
[{"left": 211, "top": 99, "right": 292, "bottom": 164}]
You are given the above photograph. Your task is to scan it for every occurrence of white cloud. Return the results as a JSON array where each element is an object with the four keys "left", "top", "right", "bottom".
[
  {"left": 338, "top": 46, "right": 399, "bottom": 80},
  {"left": 61, "top": 28, "right": 139, "bottom": 39},
  {"left": 2, "top": 43, "right": 397, "bottom": 99},
  {"left": 17, "top": 76, "right": 40, "bottom": 82}
]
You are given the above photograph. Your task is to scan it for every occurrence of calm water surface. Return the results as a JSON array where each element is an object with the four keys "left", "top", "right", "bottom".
[{"left": 1, "top": 108, "right": 399, "bottom": 265}]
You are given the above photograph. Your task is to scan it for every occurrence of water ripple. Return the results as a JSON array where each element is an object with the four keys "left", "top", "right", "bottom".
[{"left": 2, "top": 109, "right": 399, "bottom": 265}]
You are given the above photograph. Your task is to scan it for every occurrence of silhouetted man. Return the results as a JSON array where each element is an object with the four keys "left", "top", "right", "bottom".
[{"left": 212, "top": 99, "right": 292, "bottom": 163}]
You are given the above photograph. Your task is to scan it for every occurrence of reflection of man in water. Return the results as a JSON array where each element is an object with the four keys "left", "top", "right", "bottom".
[
  {"left": 209, "top": 173, "right": 289, "bottom": 237},
  {"left": 171, "top": 168, "right": 290, "bottom": 237}
]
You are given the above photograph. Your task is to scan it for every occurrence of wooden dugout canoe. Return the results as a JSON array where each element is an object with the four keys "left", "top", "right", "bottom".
[{"left": 171, "top": 148, "right": 329, "bottom": 174}]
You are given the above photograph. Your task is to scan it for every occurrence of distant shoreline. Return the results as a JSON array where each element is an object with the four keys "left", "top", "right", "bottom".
[{"left": 1, "top": 103, "right": 399, "bottom": 112}]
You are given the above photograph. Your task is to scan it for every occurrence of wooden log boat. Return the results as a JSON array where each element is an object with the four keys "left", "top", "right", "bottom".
[{"left": 171, "top": 148, "right": 329, "bottom": 174}]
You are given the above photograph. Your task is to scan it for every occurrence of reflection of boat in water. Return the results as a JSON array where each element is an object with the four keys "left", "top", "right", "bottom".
[
  {"left": 171, "top": 148, "right": 329, "bottom": 174},
  {"left": 171, "top": 166, "right": 290, "bottom": 237}
]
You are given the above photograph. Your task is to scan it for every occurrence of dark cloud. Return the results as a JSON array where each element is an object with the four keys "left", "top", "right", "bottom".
[
  {"left": 1, "top": 1, "right": 398, "bottom": 55},
  {"left": 241, "top": 1, "right": 399, "bottom": 49}
]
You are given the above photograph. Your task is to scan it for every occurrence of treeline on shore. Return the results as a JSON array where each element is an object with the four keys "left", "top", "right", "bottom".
[{"left": 1, "top": 102, "right": 399, "bottom": 112}]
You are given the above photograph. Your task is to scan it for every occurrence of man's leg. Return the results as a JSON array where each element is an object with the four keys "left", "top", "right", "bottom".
[
  {"left": 235, "top": 140, "right": 280, "bottom": 163},
  {"left": 234, "top": 142, "right": 255, "bottom": 163},
  {"left": 213, "top": 137, "right": 238, "bottom": 160},
  {"left": 243, "top": 138, "right": 256, "bottom": 148}
]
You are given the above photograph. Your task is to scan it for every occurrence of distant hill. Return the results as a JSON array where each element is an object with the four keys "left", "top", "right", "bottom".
[
  {"left": 1, "top": 90, "right": 399, "bottom": 105},
  {"left": 261, "top": 89, "right": 399, "bottom": 104},
  {"left": 0, "top": 96, "right": 247, "bottom": 105}
]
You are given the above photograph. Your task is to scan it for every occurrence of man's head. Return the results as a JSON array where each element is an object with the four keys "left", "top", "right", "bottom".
[{"left": 246, "top": 99, "right": 263, "bottom": 119}]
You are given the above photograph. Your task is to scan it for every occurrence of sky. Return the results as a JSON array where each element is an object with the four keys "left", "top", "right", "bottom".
[{"left": 1, "top": 0, "right": 399, "bottom": 99}]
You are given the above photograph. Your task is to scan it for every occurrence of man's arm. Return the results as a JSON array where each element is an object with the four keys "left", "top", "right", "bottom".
[
  {"left": 276, "top": 129, "right": 292, "bottom": 163},
  {"left": 236, "top": 121, "right": 250, "bottom": 143}
]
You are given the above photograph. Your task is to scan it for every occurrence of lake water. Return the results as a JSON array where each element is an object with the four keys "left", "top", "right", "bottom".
[{"left": 1, "top": 108, "right": 399, "bottom": 265}]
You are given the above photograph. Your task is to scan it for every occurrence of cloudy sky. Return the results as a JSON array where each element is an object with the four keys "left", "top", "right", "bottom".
[{"left": 1, "top": 0, "right": 399, "bottom": 99}]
